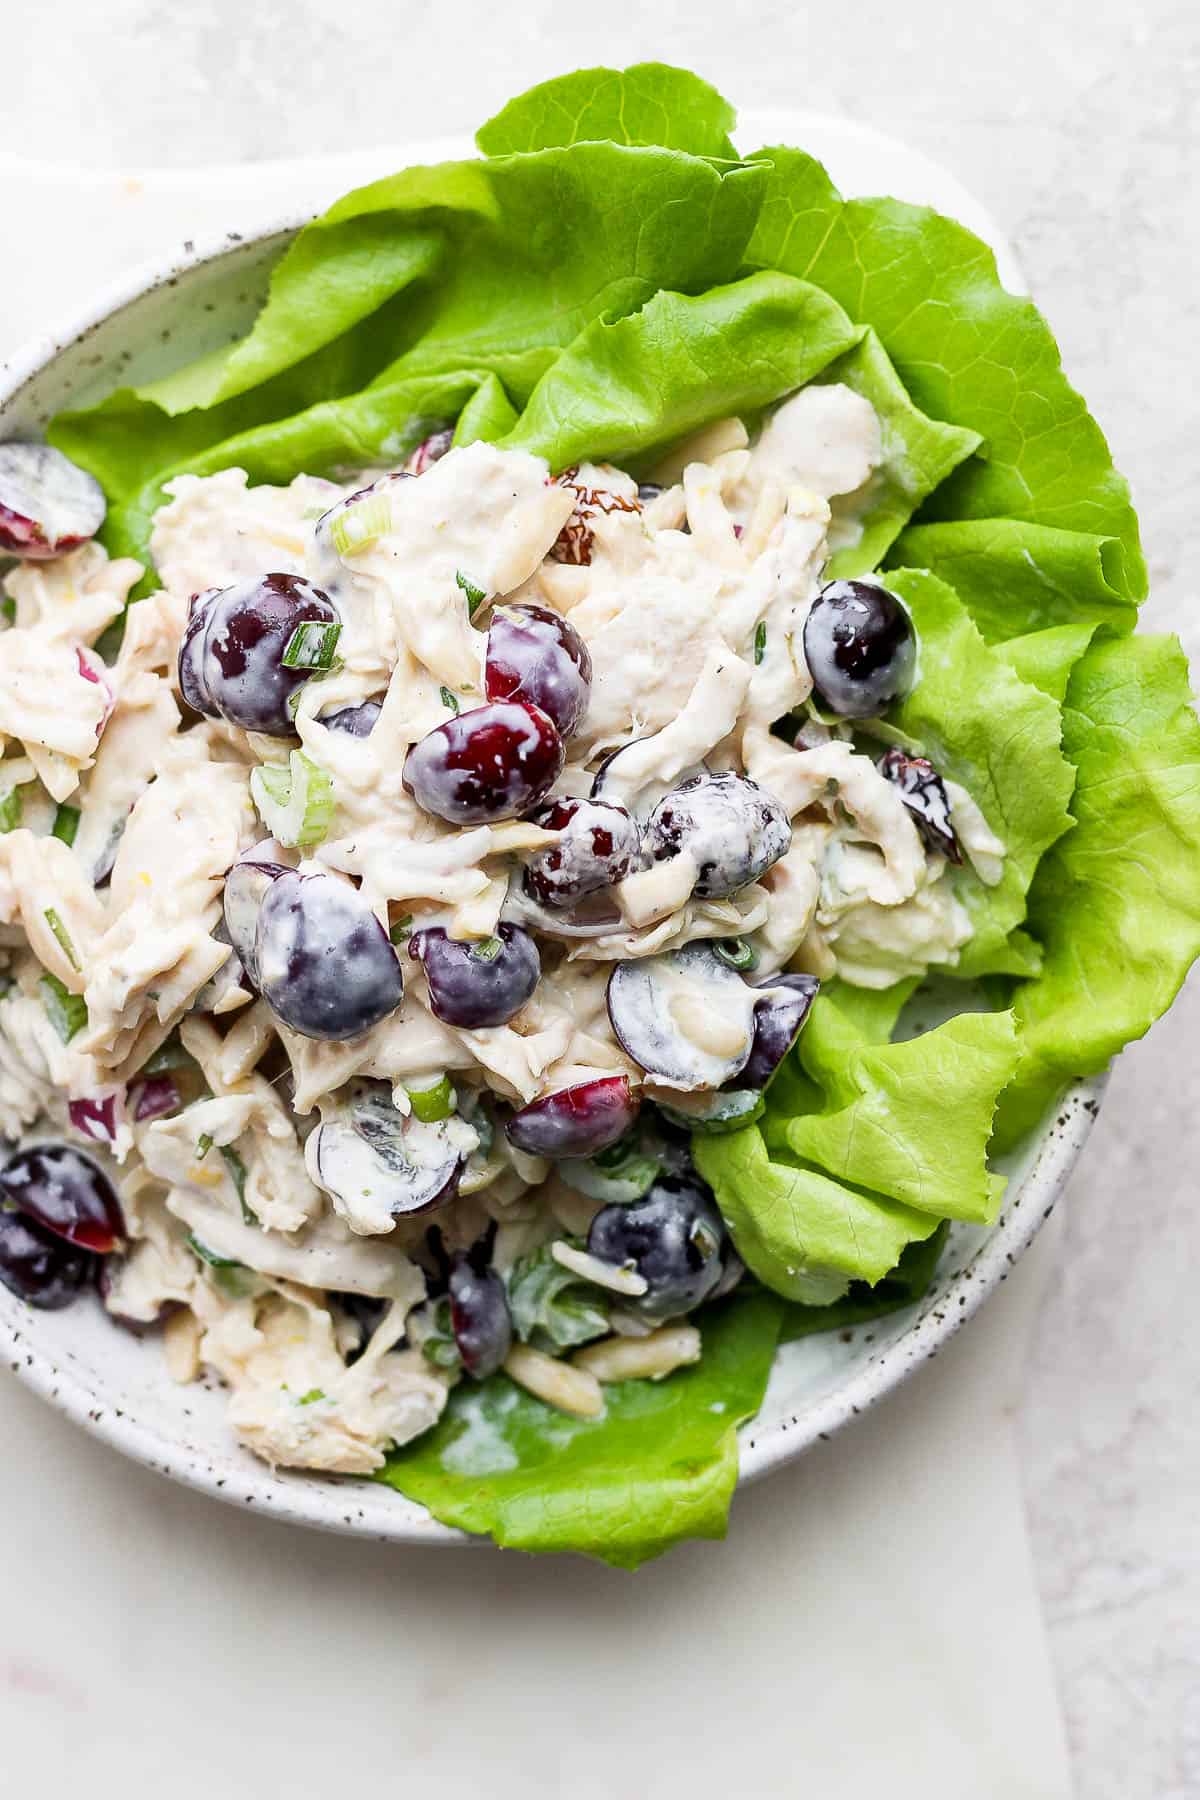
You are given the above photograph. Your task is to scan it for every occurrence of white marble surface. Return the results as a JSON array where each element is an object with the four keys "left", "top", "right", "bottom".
[{"left": 1, "top": 5, "right": 1197, "bottom": 1794}]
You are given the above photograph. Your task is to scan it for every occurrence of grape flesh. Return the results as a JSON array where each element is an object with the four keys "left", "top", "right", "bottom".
[
  {"left": 255, "top": 870, "right": 404, "bottom": 1040},
  {"left": 321, "top": 698, "right": 383, "bottom": 738},
  {"left": 178, "top": 573, "right": 339, "bottom": 737},
  {"left": 0, "top": 442, "right": 105, "bottom": 559},
  {"left": 484, "top": 603, "right": 592, "bottom": 738},
  {"left": 803, "top": 579, "right": 915, "bottom": 719},
  {"left": 404, "top": 701, "right": 564, "bottom": 825},
  {"left": 523, "top": 796, "right": 641, "bottom": 908}
]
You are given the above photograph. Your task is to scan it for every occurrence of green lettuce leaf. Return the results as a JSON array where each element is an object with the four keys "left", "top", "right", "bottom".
[
  {"left": 502, "top": 271, "right": 861, "bottom": 472},
  {"left": 994, "top": 634, "right": 1200, "bottom": 1146},
  {"left": 890, "top": 519, "right": 1138, "bottom": 642},
  {"left": 814, "top": 329, "right": 981, "bottom": 578},
  {"left": 884, "top": 569, "right": 1077, "bottom": 978},
  {"left": 744, "top": 145, "right": 1146, "bottom": 614},
  {"left": 779, "top": 1224, "right": 950, "bottom": 1343},
  {"left": 696, "top": 980, "right": 1020, "bottom": 1299},
  {"left": 476, "top": 62, "right": 738, "bottom": 159},
  {"left": 377, "top": 1291, "right": 784, "bottom": 1567}
]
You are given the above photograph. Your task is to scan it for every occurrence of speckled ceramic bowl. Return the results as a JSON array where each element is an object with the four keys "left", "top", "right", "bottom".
[{"left": 0, "top": 114, "right": 1104, "bottom": 1541}]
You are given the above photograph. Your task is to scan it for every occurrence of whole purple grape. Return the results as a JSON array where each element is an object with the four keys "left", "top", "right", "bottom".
[
  {"left": 409, "top": 924, "right": 540, "bottom": 1029},
  {"left": 178, "top": 573, "right": 340, "bottom": 737}
]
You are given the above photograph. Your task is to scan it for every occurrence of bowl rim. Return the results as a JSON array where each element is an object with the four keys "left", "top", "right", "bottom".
[{"left": 0, "top": 117, "right": 1098, "bottom": 1545}]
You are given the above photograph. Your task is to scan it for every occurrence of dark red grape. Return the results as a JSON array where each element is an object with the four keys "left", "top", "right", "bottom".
[
  {"left": 67, "top": 1095, "right": 121, "bottom": 1147},
  {"left": 409, "top": 924, "right": 539, "bottom": 1029},
  {"left": 484, "top": 603, "right": 592, "bottom": 738},
  {"left": 404, "top": 701, "right": 564, "bottom": 825},
  {"left": 448, "top": 1255, "right": 512, "bottom": 1379},
  {"left": 523, "top": 796, "right": 641, "bottom": 908},
  {"left": 321, "top": 697, "right": 383, "bottom": 738},
  {"left": 587, "top": 1174, "right": 727, "bottom": 1319},
  {"left": 644, "top": 771, "right": 791, "bottom": 899},
  {"left": 178, "top": 573, "right": 340, "bottom": 737},
  {"left": 607, "top": 944, "right": 757, "bottom": 1090},
  {"left": 803, "top": 579, "right": 915, "bottom": 718},
  {"left": 878, "top": 747, "right": 961, "bottom": 862},
  {"left": 505, "top": 1076, "right": 640, "bottom": 1159},
  {"left": 0, "top": 1208, "right": 96, "bottom": 1309},
  {"left": 222, "top": 846, "right": 292, "bottom": 988},
  {"left": 740, "top": 974, "right": 820, "bottom": 1089},
  {"left": 0, "top": 1143, "right": 124, "bottom": 1255},
  {"left": 256, "top": 870, "right": 404, "bottom": 1040},
  {"left": 0, "top": 442, "right": 105, "bottom": 559}
]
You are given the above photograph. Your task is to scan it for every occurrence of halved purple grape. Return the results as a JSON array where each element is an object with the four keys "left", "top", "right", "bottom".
[
  {"left": 403, "top": 701, "right": 564, "bottom": 825},
  {"left": 406, "top": 429, "right": 454, "bottom": 476},
  {"left": 321, "top": 697, "right": 383, "bottom": 738},
  {"left": 0, "top": 443, "right": 106, "bottom": 559},
  {"left": 587, "top": 1173, "right": 726, "bottom": 1320},
  {"left": 222, "top": 844, "right": 291, "bottom": 988},
  {"left": 448, "top": 1255, "right": 512, "bottom": 1379},
  {"left": 878, "top": 747, "right": 961, "bottom": 863},
  {"left": 307, "top": 1087, "right": 463, "bottom": 1225},
  {"left": 409, "top": 923, "right": 539, "bottom": 1029},
  {"left": 523, "top": 796, "right": 641, "bottom": 908},
  {"left": 256, "top": 870, "right": 404, "bottom": 1041},
  {"left": 739, "top": 974, "right": 820, "bottom": 1089},
  {"left": 0, "top": 1209, "right": 96, "bottom": 1309},
  {"left": 178, "top": 573, "right": 340, "bottom": 737},
  {"left": 0, "top": 1143, "right": 124, "bottom": 1255},
  {"left": 484, "top": 603, "right": 592, "bottom": 738},
  {"left": 607, "top": 943, "right": 758, "bottom": 1091},
  {"left": 803, "top": 579, "right": 915, "bottom": 719},
  {"left": 643, "top": 771, "right": 791, "bottom": 899},
  {"left": 505, "top": 1076, "right": 640, "bottom": 1159}
]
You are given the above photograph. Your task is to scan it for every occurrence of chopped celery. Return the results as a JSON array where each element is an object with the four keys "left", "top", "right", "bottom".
[
  {"left": 282, "top": 619, "right": 342, "bottom": 669},
  {"left": 250, "top": 750, "right": 335, "bottom": 848},
  {"left": 407, "top": 1074, "right": 455, "bottom": 1123},
  {"left": 40, "top": 972, "right": 87, "bottom": 1042},
  {"left": 51, "top": 804, "right": 81, "bottom": 847}
]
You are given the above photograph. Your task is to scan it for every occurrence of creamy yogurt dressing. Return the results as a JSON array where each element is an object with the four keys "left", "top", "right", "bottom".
[{"left": 0, "top": 380, "right": 1004, "bottom": 1472}]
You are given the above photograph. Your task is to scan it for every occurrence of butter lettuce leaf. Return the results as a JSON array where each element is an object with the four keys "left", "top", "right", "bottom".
[
  {"left": 476, "top": 61, "right": 738, "bottom": 159},
  {"left": 995, "top": 634, "right": 1200, "bottom": 1146},
  {"left": 884, "top": 569, "right": 1077, "bottom": 978},
  {"left": 815, "top": 329, "right": 981, "bottom": 579},
  {"left": 502, "top": 271, "right": 860, "bottom": 472},
  {"left": 377, "top": 1291, "right": 784, "bottom": 1568},
  {"left": 744, "top": 144, "right": 1146, "bottom": 612}
]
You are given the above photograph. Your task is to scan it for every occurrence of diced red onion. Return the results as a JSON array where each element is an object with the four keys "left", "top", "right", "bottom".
[{"left": 68, "top": 1093, "right": 120, "bottom": 1143}]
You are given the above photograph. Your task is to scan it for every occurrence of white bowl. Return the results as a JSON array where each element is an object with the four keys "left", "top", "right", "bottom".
[{"left": 0, "top": 114, "right": 1103, "bottom": 1543}]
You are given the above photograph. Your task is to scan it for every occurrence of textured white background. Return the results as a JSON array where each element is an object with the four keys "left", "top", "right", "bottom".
[{"left": 2, "top": 3, "right": 1198, "bottom": 1795}]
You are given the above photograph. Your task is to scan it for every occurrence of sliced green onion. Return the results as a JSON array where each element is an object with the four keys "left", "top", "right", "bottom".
[
  {"left": 389, "top": 914, "right": 413, "bottom": 945},
  {"left": 219, "top": 1143, "right": 258, "bottom": 1227},
  {"left": 296, "top": 1388, "right": 326, "bottom": 1406},
  {"left": 754, "top": 622, "right": 767, "bottom": 665},
  {"left": 407, "top": 1074, "right": 455, "bottom": 1123},
  {"left": 439, "top": 686, "right": 461, "bottom": 715},
  {"left": 186, "top": 1231, "right": 238, "bottom": 1268},
  {"left": 140, "top": 1032, "right": 201, "bottom": 1077},
  {"left": 0, "top": 786, "right": 22, "bottom": 834},
  {"left": 40, "top": 972, "right": 87, "bottom": 1043},
  {"left": 329, "top": 491, "right": 394, "bottom": 558},
  {"left": 455, "top": 569, "right": 486, "bottom": 614},
  {"left": 51, "top": 804, "right": 81, "bottom": 847},
  {"left": 469, "top": 936, "right": 502, "bottom": 963},
  {"left": 0, "top": 596, "right": 15, "bottom": 625},
  {"left": 195, "top": 1132, "right": 214, "bottom": 1161},
  {"left": 282, "top": 619, "right": 342, "bottom": 670},
  {"left": 43, "top": 908, "right": 79, "bottom": 971},
  {"left": 250, "top": 750, "right": 335, "bottom": 848},
  {"left": 714, "top": 936, "right": 758, "bottom": 972}
]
